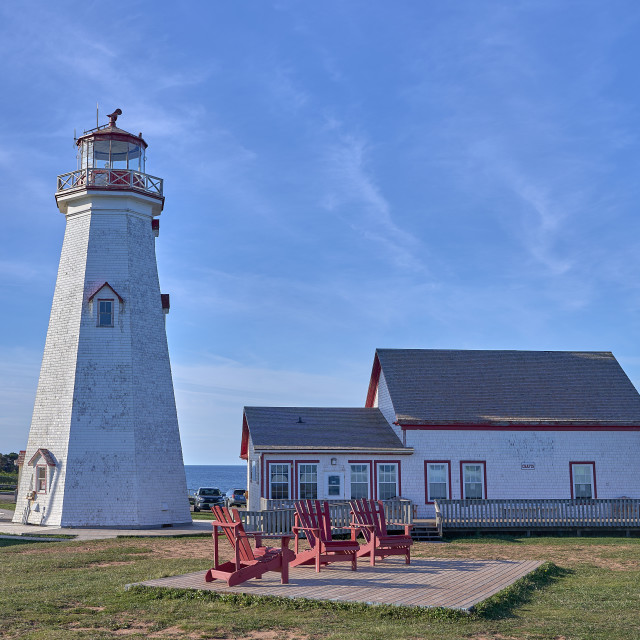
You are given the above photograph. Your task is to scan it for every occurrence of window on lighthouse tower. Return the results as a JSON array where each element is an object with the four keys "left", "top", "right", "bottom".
[{"left": 98, "top": 299, "right": 114, "bottom": 327}]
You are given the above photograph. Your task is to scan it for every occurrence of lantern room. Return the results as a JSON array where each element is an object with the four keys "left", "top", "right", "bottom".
[
  {"left": 76, "top": 109, "right": 147, "bottom": 172},
  {"left": 76, "top": 109, "right": 147, "bottom": 173},
  {"left": 78, "top": 132, "right": 146, "bottom": 172},
  {"left": 56, "top": 108, "right": 163, "bottom": 204}
]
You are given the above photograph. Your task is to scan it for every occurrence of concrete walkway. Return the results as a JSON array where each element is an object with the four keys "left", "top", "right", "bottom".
[{"left": 0, "top": 508, "right": 212, "bottom": 541}]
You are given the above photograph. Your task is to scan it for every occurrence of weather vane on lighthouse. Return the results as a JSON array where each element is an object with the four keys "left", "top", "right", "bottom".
[
  {"left": 106, "top": 108, "right": 122, "bottom": 126},
  {"left": 14, "top": 110, "right": 190, "bottom": 528}
]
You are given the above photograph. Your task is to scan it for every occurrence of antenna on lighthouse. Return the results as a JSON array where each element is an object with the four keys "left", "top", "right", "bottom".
[{"left": 96, "top": 102, "right": 99, "bottom": 129}]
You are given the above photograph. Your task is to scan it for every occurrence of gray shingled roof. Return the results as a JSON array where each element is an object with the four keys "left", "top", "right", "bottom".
[
  {"left": 244, "top": 407, "right": 408, "bottom": 451},
  {"left": 376, "top": 349, "right": 640, "bottom": 426}
]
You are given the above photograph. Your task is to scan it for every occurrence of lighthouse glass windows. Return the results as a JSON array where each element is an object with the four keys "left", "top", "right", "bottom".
[
  {"left": 78, "top": 138, "right": 144, "bottom": 172},
  {"left": 98, "top": 300, "right": 114, "bottom": 327}
]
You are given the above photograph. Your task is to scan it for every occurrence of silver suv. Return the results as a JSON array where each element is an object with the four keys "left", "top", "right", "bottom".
[{"left": 225, "top": 488, "right": 247, "bottom": 508}]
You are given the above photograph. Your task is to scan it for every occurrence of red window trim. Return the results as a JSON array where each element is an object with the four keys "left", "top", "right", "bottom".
[
  {"left": 260, "top": 453, "right": 264, "bottom": 498},
  {"left": 348, "top": 459, "right": 373, "bottom": 500},
  {"left": 35, "top": 464, "right": 47, "bottom": 494},
  {"left": 424, "top": 460, "right": 452, "bottom": 504},
  {"left": 264, "top": 459, "right": 293, "bottom": 500},
  {"left": 459, "top": 460, "right": 487, "bottom": 499},
  {"left": 294, "top": 460, "right": 320, "bottom": 499},
  {"left": 374, "top": 460, "right": 401, "bottom": 500},
  {"left": 569, "top": 461, "right": 597, "bottom": 499}
]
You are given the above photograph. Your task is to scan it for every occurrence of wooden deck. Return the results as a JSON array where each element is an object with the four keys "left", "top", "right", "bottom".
[{"left": 129, "top": 557, "right": 541, "bottom": 611}]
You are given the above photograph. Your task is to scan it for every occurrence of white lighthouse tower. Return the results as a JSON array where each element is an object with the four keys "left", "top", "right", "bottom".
[{"left": 14, "top": 110, "right": 191, "bottom": 528}]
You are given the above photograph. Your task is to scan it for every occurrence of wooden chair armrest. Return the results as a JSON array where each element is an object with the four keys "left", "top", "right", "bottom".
[
  {"left": 292, "top": 525, "right": 320, "bottom": 534},
  {"left": 385, "top": 522, "right": 413, "bottom": 530},
  {"left": 211, "top": 520, "right": 241, "bottom": 530},
  {"left": 350, "top": 522, "right": 375, "bottom": 530}
]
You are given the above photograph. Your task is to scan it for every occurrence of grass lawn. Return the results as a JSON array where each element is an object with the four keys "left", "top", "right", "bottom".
[
  {"left": 192, "top": 510, "right": 219, "bottom": 520},
  {"left": 1, "top": 534, "right": 639, "bottom": 639}
]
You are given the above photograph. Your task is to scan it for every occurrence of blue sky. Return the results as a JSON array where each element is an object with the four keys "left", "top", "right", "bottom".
[{"left": 1, "top": 1, "right": 640, "bottom": 464}]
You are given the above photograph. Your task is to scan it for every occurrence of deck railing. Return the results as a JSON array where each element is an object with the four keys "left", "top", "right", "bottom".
[
  {"left": 435, "top": 498, "right": 640, "bottom": 531},
  {"left": 56, "top": 168, "right": 163, "bottom": 197},
  {"left": 243, "top": 499, "right": 413, "bottom": 535}
]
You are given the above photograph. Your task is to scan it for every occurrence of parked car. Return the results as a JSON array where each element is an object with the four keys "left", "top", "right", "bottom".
[
  {"left": 225, "top": 488, "right": 247, "bottom": 508},
  {"left": 193, "top": 487, "right": 224, "bottom": 512}
]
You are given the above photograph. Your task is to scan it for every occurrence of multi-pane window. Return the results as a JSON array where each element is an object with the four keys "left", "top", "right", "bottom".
[
  {"left": 426, "top": 462, "right": 449, "bottom": 502},
  {"left": 377, "top": 463, "right": 398, "bottom": 500},
  {"left": 350, "top": 464, "right": 369, "bottom": 499},
  {"left": 327, "top": 474, "right": 342, "bottom": 497},
  {"left": 98, "top": 299, "right": 114, "bottom": 327},
  {"left": 571, "top": 463, "right": 595, "bottom": 499},
  {"left": 269, "top": 463, "right": 289, "bottom": 500},
  {"left": 299, "top": 464, "right": 318, "bottom": 499},
  {"left": 36, "top": 466, "right": 47, "bottom": 493},
  {"left": 462, "top": 463, "right": 485, "bottom": 499}
]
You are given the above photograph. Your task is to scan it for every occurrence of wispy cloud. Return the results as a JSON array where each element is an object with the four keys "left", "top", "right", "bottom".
[
  {"left": 321, "top": 133, "right": 428, "bottom": 273},
  {"left": 465, "top": 139, "right": 574, "bottom": 275}
]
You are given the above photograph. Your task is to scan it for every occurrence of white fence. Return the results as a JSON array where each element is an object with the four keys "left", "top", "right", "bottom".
[
  {"left": 239, "top": 499, "right": 413, "bottom": 535},
  {"left": 434, "top": 498, "right": 640, "bottom": 534}
]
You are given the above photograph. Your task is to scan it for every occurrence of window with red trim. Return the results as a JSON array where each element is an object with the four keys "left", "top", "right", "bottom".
[
  {"left": 425, "top": 461, "right": 450, "bottom": 503},
  {"left": 570, "top": 462, "right": 596, "bottom": 499},
  {"left": 269, "top": 463, "right": 290, "bottom": 499},
  {"left": 461, "top": 462, "right": 486, "bottom": 499},
  {"left": 377, "top": 463, "right": 398, "bottom": 500},
  {"left": 298, "top": 464, "right": 318, "bottom": 499},
  {"left": 350, "top": 463, "right": 370, "bottom": 499}
]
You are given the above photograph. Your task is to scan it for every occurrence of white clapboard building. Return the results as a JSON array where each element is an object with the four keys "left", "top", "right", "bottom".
[
  {"left": 14, "top": 111, "right": 190, "bottom": 528},
  {"left": 242, "top": 349, "right": 640, "bottom": 517}
]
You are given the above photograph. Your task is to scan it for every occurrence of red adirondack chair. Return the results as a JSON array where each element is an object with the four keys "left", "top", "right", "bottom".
[
  {"left": 291, "top": 500, "right": 360, "bottom": 572},
  {"left": 350, "top": 499, "right": 413, "bottom": 566},
  {"left": 205, "top": 506, "right": 294, "bottom": 586}
]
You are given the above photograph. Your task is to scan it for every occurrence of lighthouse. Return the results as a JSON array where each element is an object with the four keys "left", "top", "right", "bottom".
[{"left": 13, "top": 110, "right": 191, "bottom": 528}]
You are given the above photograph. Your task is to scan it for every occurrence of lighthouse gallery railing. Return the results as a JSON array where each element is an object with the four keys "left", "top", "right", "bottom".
[{"left": 56, "top": 168, "right": 163, "bottom": 197}]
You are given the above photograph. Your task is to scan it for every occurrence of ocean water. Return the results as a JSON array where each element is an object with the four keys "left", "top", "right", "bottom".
[{"left": 185, "top": 465, "right": 246, "bottom": 496}]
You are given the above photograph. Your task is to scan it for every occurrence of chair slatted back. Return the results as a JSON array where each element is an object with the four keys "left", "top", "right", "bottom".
[
  {"left": 212, "top": 505, "right": 255, "bottom": 563},
  {"left": 350, "top": 499, "right": 389, "bottom": 540},
  {"left": 295, "top": 500, "right": 333, "bottom": 548}
]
